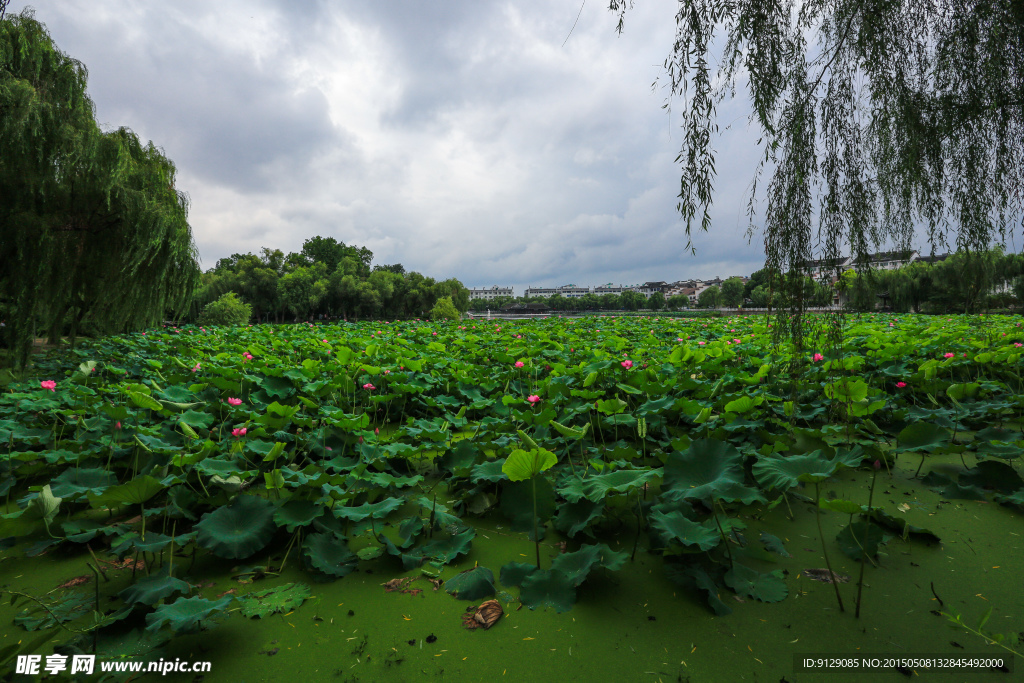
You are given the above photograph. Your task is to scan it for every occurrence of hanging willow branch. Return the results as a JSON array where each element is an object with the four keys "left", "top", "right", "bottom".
[
  {"left": 610, "top": 0, "right": 1024, "bottom": 347},
  {"left": 0, "top": 11, "right": 200, "bottom": 367}
]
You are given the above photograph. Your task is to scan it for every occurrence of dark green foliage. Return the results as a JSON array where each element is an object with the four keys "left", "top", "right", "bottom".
[
  {"left": 198, "top": 292, "right": 252, "bottom": 327},
  {"left": 0, "top": 11, "right": 199, "bottom": 366},
  {"left": 444, "top": 566, "right": 496, "bottom": 600}
]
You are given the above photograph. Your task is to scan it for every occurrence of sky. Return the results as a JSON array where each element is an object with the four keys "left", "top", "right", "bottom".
[{"left": 7, "top": 1, "right": 951, "bottom": 294}]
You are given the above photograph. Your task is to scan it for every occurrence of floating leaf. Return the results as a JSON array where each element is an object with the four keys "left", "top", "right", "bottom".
[
  {"left": 239, "top": 583, "right": 311, "bottom": 618},
  {"left": 302, "top": 532, "right": 358, "bottom": 578},
  {"left": 519, "top": 569, "right": 576, "bottom": 613}
]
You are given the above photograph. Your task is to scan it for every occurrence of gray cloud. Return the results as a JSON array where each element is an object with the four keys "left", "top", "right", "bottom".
[{"left": 12, "top": 0, "right": 772, "bottom": 289}]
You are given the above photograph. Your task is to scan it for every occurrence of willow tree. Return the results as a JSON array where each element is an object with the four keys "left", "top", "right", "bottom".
[
  {"left": 610, "top": 1, "right": 1023, "bottom": 349},
  {"left": 0, "top": 9, "right": 199, "bottom": 367}
]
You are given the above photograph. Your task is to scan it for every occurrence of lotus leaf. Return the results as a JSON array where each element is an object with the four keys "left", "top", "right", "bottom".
[
  {"left": 49, "top": 468, "right": 116, "bottom": 499},
  {"left": 558, "top": 467, "right": 661, "bottom": 503},
  {"left": 500, "top": 478, "right": 556, "bottom": 533},
  {"left": 15, "top": 591, "right": 91, "bottom": 631},
  {"left": 649, "top": 509, "right": 720, "bottom": 551},
  {"left": 91, "top": 475, "right": 165, "bottom": 507},
  {"left": 145, "top": 595, "right": 233, "bottom": 633},
  {"left": 501, "top": 448, "right": 557, "bottom": 482},
  {"left": 332, "top": 497, "right": 405, "bottom": 522},
  {"left": 724, "top": 563, "right": 788, "bottom": 602},
  {"left": 195, "top": 495, "right": 277, "bottom": 559},
  {"left": 519, "top": 569, "right": 576, "bottom": 613},
  {"left": 752, "top": 451, "right": 839, "bottom": 490},
  {"left": 959, "top": 460, "right": 1024, "bottom": 493},
  {"left": 119, "top": 574, "right": 192, "bottom": 605},
  {"left": 444, "top": 566, "right": 496, "bottom": 601},
  {"left": 554, "top": 498, "right": 605, "bottom": 538},
  {"left": 549, "top": 543, "right": 627, "bottom": 586},
  {"left": 662, "top": 439, "right": 745, "bottom": 501},
  {"left": 302, "top": 532, "right": 358, "bottom": 577},
  {"left": 274, "top": 500, "right": 324, "bottom": 531},
  {"left": 759, "top": 531, "right": 791, "bottom": 557},
  {"left": 239, "top": 582, "right": 311, "bottom": 618},
  {"left": 499, "top": 561, "right": 537, "bottom": 588},
  {"left": 836, "top": 521, "right": 888, "bottom": 561},
  {"left": 897, "top": 423, "right": 950, "bottom": 451}
]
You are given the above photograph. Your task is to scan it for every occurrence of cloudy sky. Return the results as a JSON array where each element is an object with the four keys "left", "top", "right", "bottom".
[{"left": 14, "top": 1, "right": 816, "bottom": 291}]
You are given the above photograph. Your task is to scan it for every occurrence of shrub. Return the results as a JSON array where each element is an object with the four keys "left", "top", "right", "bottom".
[
  {"left": 430, "top": 296, "right": 461, "bottom": 321},
  {"left": 198, "top": 292, "right": 252, "bottom": 327}
]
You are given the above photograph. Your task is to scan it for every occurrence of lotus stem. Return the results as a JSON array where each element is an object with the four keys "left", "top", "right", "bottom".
[
  {"left": 813, "top": 482, "right": 845, "bottom": 612},
  {"left": 532, "top": 476, "right": 541, "bottom": 569},
  {"left": 712, "top": 499, "right": 734, "bottom": 568},
  {"left": 856, "top": 464, "right": 880, "bottom": 618}
]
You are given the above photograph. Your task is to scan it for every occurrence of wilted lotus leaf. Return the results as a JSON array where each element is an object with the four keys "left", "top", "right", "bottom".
[
  {"left": 444, "top": 566, "right": 496, "bottom": 601},
  {"left": 195, "top": 495, "right": 276, "bottom": 559},
  {"left": 462, "top": 599, "right": 502, "bottom": 630},
  {"left": 239, "top": 583, "right": 311, "bottom": 618},
  {"left": 145, "top": 595, "right": 233, "bottom": 633},
  {"left": 802, "top": 568, "right": 849, "bottom": 584}
]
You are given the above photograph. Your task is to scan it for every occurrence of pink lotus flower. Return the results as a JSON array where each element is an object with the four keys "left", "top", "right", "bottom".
[
  {"left": 621, "top": 360, "right": 633, "bottom": 369},
  {"left": 944, "top": 352, "right": 955, "bottom": 359},
  {"left": 232, "top": 427, "right": 247, "bottom": 438},
  {"left": 733, "top": 338, "right": 740, "bottom": 344},
  {"left": 1015, "top": 343, "right": 1022, "bottom": 348},
  {"left": 115, "top": 421, "right": 121, "bottom": 430},
  {"left": 813, "top": 353, "right": 824, "bottom": 362},
  {"left": 227, "top": 397, "right": 242, "bottom": 406},
  {"left": 40, "top": 380, "right": 56, "bottom": 392},
  {"left": 192, "top": 363, "right": 201, "bottom": 372},
  {"left": 527, "top": 395, "right": 541, "bottom": 404},
  {"left": 515, "top": 361, "right": 524, "bottom": 368},
  {"left": 243, "top": 352, "right": 253, "bottom": 360},
  {"left": 698, "top": 341, "right": 705, "bottom": 345},
  {"left": 363, "top": 383, "right": 376, "bottom": 390},
  {"left": 896, "top": 381, "right": 907, "bottom": 388}
]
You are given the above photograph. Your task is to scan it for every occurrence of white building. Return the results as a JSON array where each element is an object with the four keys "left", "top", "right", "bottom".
[
  {"left": 593, "top": 284, "right": 626, "bottom": 295},
  {"left": 469, "top": 286, "right": 514, "bottom": 300}
]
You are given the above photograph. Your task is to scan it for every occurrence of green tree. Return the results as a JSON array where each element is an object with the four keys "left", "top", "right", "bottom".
[
  {"left": 620, "top": 290, "right": 645, "bottom": 311},
  {"left": 279, "top": 264, "right": 327, "bottom": 321},
  {"left": 720, "top": 277, "right": 744, "bottom": 308},
  {"left": 0, "top": 11, "right": 199, "bottom": 366},
  {"left": 430, "top": 296, "right": 461, "bottom": 320},
  {"left": 198, "top": 292, "right": 252, "bottom": 327},
  {"left": 697, "top": 286, "right": 721, "bottom": 308},
  {"left": 648, "top": 291, "right": 665, "bottom": 310},
  {"left": 666, "top": 294, "right": 688, "bottom": 310}
]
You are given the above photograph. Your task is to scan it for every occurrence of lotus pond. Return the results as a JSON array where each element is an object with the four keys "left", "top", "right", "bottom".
[{"left": 0, "top": 313, "right": 1021, "bottom": 682}]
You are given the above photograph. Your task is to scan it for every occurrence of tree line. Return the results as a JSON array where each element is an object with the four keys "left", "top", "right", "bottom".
[{"left": 191, "top": 236, "right": 470, "bottom": 323}]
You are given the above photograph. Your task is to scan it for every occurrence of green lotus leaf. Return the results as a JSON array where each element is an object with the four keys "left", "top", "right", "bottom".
[
  {"left": 62, "top": 519, "right": 117, "bottom": 543},
  {"left": 33, "top": 485, "right": 62, "bottom": 523},
  {"left": 649, "top": 509, "right": 720, "bottom": 551},
  {"left": 946, "top": 382, "right": 980, "bottom": 401},
  {"left": 994, "top": 488, "right": 1024, "bottom": 507},
  {"left": 92, "top": 475, "right": 165, "bottom": 507},
  {"left": 663, "top": 439, "right": 745, "bottom": 501},
  {"left": 49, "top": 468, "right": 116, "bottom": 499},
  {"left": 836, "top": 521, "right": 888, "bottom": 561},
  {"left": 941, "top": 482, "right": 987, "bottom": 501},
  {"left": 239, "top": 583, "right": 311, "bottom": 618},
  {"left": 274, "top": 500, "right": 324, "bottom": 532},
  {"left": 178, "top": 410, "right": 214, "bottom": 429},
  {"left": 302, "top": 532, "right": 358, "bottom": 577},
  {"left": 759, "top": 531, "right": 791, "bottom": 557},
  {"left": 896, "top": 423, "right": 950, "bottom": 451},
  {"left": 500, "top": 478, "right": 556, "bottom": 533},
  {"left": 670, "top": 564, "right": 732, "bottom": 616},
  {"left": 119, "top": 573, "right": 192, "bottom": 605},
  {"left": 195, "top": 495, "right": 277, "bottom": 559},
  {"left": 502, "top": 448, "right": 557, "bottom": 482},
  {"left": 549, "top": 543, "right": 627, "bottom": 586},
  {"left": 519, "top": 569, "right": 576, "bottom": 613},
  {"left": 752, "top": 451, "right": 838, "bottom": 490},
  {"left": 357, "top": 546, "right": 384, "bottom": 561},
  {"left": 126, "top": 391, "right": 163, "bottom": 412},
  {"left": 469, "top": 460, "right": 508, "bottom": 483},
  {"left": 332, "top": 497, "right": 404, "bottom": 522},
  {"left": 724, "top": 395, "right": 761, "bottom": 414},
  {"left": 439, "top": 440, "right": 481, "bottom": 474},
  {"left": 554, "top": 498, "right": 605, "bottom": 538},
  {"left": 558, "top": 468, "right": 662, "bottom": 503},
  {"left": 499, "top": 561, "right": 537, "bottom": 588},
  {"left": 145, "top": 595, "right": 233, "bottom": 633},
  {"left": 417, "top": 527, "right": 476, "bottom": 565},
  {"left": 114, "top": 531, "right": 174, "bottom": 554},
  {"left": 724, "top": 563, "right": 788, "bottom": 602},
  {"left": 444, "top": 566, "right": 496, "bottom": 601},
  {"left": 596, "top": 398, "right": 628, "bottom": 415},
  {"left": 959, "top": 460, "right": 1024, "bottom": 493}
]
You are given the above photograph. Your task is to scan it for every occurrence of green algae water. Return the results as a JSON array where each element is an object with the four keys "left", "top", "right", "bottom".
[{"left": 2, "top": 452, "right": 1019, "bottom": 682}]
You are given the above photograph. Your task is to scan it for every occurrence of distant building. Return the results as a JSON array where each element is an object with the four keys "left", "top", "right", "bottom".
[
  {"left": 523, "top": 286, "right": 559, "bottom": 298},
  {"left": 469, "top": 286, "right": 514, "bottom": 301},
  {"left": 637, "top": 281, "right": 668, "bottom": 299},
  {"left": 593, "top": 284, "right": 626, "bottom": 295}
]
